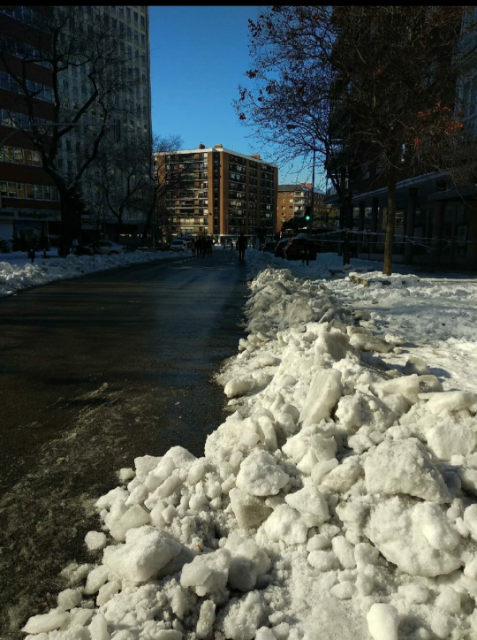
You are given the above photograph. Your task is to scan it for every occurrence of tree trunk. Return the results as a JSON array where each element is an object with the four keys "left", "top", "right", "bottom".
[
  {"left": 58, "top": 190, "right": 75, "bottom": 258},
  {"left": 383, "top": 176, "right": 397, "bottom": 275}
]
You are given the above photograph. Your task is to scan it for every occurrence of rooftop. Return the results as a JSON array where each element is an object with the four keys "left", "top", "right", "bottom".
[{"left": 154, "top": 145, "right": 278, "bottom": 168}]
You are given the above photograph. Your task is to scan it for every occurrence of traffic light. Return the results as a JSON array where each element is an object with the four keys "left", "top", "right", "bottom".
[{"left": 305, "top": 206, "right": 311, "bottom": 221}]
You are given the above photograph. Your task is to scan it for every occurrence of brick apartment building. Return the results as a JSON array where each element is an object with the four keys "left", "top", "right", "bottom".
[
  {"left": 276, "top": 183, "right": 328, "bottom": 233},
  {"left": 0, "top": 6, "right": 61, "bottom": 245},
  {"left": 155, "top": 144, "right": 278, "bottom": 243}
]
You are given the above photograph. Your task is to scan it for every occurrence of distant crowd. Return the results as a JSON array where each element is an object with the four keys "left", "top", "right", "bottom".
[{"left": 192, "top": 235, "right": 214, "bottom": 257}]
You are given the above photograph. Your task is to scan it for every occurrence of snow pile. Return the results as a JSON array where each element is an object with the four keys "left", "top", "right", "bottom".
[
  {"left": 21, "top": 265, "right": 477, "bottom": 640},
  {"left": 0, "top": 250, "right": 186, "bottom": 297}
]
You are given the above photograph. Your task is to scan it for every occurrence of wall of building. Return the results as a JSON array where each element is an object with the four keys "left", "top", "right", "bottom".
[{"left": 0, "top": 6, "right": 61, "bottom": 243}]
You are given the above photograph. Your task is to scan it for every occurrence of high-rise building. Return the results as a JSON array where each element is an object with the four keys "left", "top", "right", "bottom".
[
  {"left": 0, "top": 6, "right": 61, "bottom": 245},
  {"left": 59, "top": 6, "right": 152, "bottom": 242},
  {"left": 0, "top": 6, "right": 152, "bottom": 246},
  {"left": 155, "top": 144, "right": 278, "bottom": 242}
]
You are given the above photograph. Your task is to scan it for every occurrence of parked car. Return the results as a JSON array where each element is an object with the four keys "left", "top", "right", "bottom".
[
  {"left": 274, "top": 238, "right": 290, "bottom": 258},
  {"left": 74, "top": 241, "right": 126, "bottom": 256},
  {"left": 170, "top": 239, "right": 189, "bottom": 252},
  {"left": 74, "top": 243, "right": 95, "bottom": 256},
  {"left": 91, "top": 241, "right": 126, "bottom": 255},
  {"left": 283, "top": 237, "right": 318, "bottom": 261}
]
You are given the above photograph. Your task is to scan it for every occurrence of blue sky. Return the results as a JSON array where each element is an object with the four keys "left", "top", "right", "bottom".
[{"left": 149, "top": 6, "right": 322, "bottom": 188}]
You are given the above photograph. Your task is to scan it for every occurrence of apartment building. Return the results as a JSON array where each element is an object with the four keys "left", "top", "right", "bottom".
[
  {"left": 155, "top": 144, "right": 278, "bottom": 243},
  {"left": 276, "top": 183, "right": 327, "bottom": 232},
  {"left": 0, "top": 6, "right": 61, "bottom": 244},
  {"left": 0, "top": 5, "right": 152, "bottom": 246}
]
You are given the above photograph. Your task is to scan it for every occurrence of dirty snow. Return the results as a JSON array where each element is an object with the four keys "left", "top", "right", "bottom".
[
  {"left": 19, "top": 248, "right": 477, "bottom": 640},
  {"left": 0, "top": 248, "right": 190, "bottom": 298}
]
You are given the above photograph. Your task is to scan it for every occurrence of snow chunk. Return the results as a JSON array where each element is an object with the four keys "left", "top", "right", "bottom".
[
  {"left": 89, "top": 612, "right": 110, "bottom": 640},
  {"left": 427, "top": 419, "right": 477, "bottom": 459},
  {"left": 308, "top": 550, "right": 338, "bottom": 571},
  {"left": 350, "top": 333, "right": 393, "bottom": 353},
  {"left": 196, "top": 600, "right": 216, "bottom": 639},
  {"left": 103, "top": 526, "right": 182, "bottom": 583},
  {"left": 331, "top": 536, "right": 356, "bottom": 569},
  {"left": 109, "top": 504, "right": 150, "bottom": 541},
  {"left": 416, "top": 502, "right": 460, "bottom": 550},
  {"left": 118, "top": 467, "right": 135, "bottom": 482},
  {"left": 300, "top": 369, "right": 343, "bottom": 427},
  {"left": 225, "top": 377, "right": 256, "bottom": 398},
  {"left": 222, "top": 592, "right": 267, "bottom": 640},
  {"left": 57, "top": 588, "right": 82, "bottom": 610},
  {"left": 85, "top": 531, "right": 107, "bottom": 552},
  {"left": 263, "top": 504, "right": 308, "bottom": 545},
  {"left": 464, "top": 504, "right": 477, "bottom": 541},
  {"left": 227, "top": 538, "right": 271, "bottom": 592},
  {"left": 180, "top": 548, "right": 231, "bottom": 596},
  {"left": 134, "top": 455, "right": 162, "bottom": 481},
  {"left": 321, "top": 458, "right": 363, "bottom": 493},
  {"left": 367, "top": 603, "right": 399, "bottom": 640},
  {"left": 22, "top": 610, "right": 70, "bottom": 634},
  {"left": 282, "top": 428, "right": 337, "bottom": 466},
  {"left": 144, "top": 457, "right": 176, "bottom": 492},
  {"left": 236, "top": 451, "right": 289, "bottom": 497},
  {"left": 364, "top": 438, "right": 451, "bottom": 503},
  {"left": 425, "top": 390, "right": 477, "bottom": 414},
  {"left": 229, "top": 488, "right": 272, "bottom": 530},
  {"left": 373, "top": 374, "right": 421, "bottom": 403},
  {"left": 365, "top": 497, "right": 462, "bottom": 577},
  {"left": 285, "top": 485, "right": 330, "bottom": 527}
]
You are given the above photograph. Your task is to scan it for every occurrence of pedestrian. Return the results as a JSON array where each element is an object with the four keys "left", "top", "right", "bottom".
[
  {"left": 28, "top": 245, "right": 35, "bottom": 263},
  {"left": 40, "top": 235, "right": 49, "bottom": 259},
  {"left": 302, "top": 238, "right": 310, "bottom": 267},
  {"left": 237, "top": 232, "right": 247, "bottom": 265},
  {"left": 206, "top": 236, "right": 213, "bottom": 255}
]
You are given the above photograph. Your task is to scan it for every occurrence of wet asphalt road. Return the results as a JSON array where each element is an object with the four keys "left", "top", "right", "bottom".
[{"left": 0, "top": 249, "right": 248, "bottom": 638}]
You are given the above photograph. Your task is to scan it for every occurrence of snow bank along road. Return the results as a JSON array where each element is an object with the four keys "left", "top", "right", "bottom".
[
  {"left": 8, "top": 249, "right": 477, "bottom": 640},
  {"left": 0, "top": 249, "right": 248, "bottom": 639}
]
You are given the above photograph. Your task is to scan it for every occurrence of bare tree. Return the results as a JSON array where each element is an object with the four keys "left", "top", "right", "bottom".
[
  {"left": 235, "top": 6, "right": 356, "bottom": 260},
  {"left": 0, "top": 6, "right": 134, "bottom": 256},
  {"left": 139, "top": 134, "right": 182, "bottom": 246},
  {"left": 237, "top": 6, "right": 477, "bottom": 273}
]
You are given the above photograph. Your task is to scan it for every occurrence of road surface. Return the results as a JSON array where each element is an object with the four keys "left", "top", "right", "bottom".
[{"left": 0, "top": 248, "right": 248, "bottom": 638}]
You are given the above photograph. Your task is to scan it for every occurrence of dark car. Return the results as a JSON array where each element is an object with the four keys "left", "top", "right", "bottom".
[
  {"left": 74, "top": 243, "right": 95, "bottom": 256},
  {"left": 283, "top": 237, "right": 318, "bottom": 261},
  {"left": 274, "top": 238, "right": 290, "bottom": 258}
]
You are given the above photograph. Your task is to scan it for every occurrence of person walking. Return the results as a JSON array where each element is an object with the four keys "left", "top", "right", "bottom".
[{"left": 237, "top": 232, "right": 247, "bottom": 265}]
